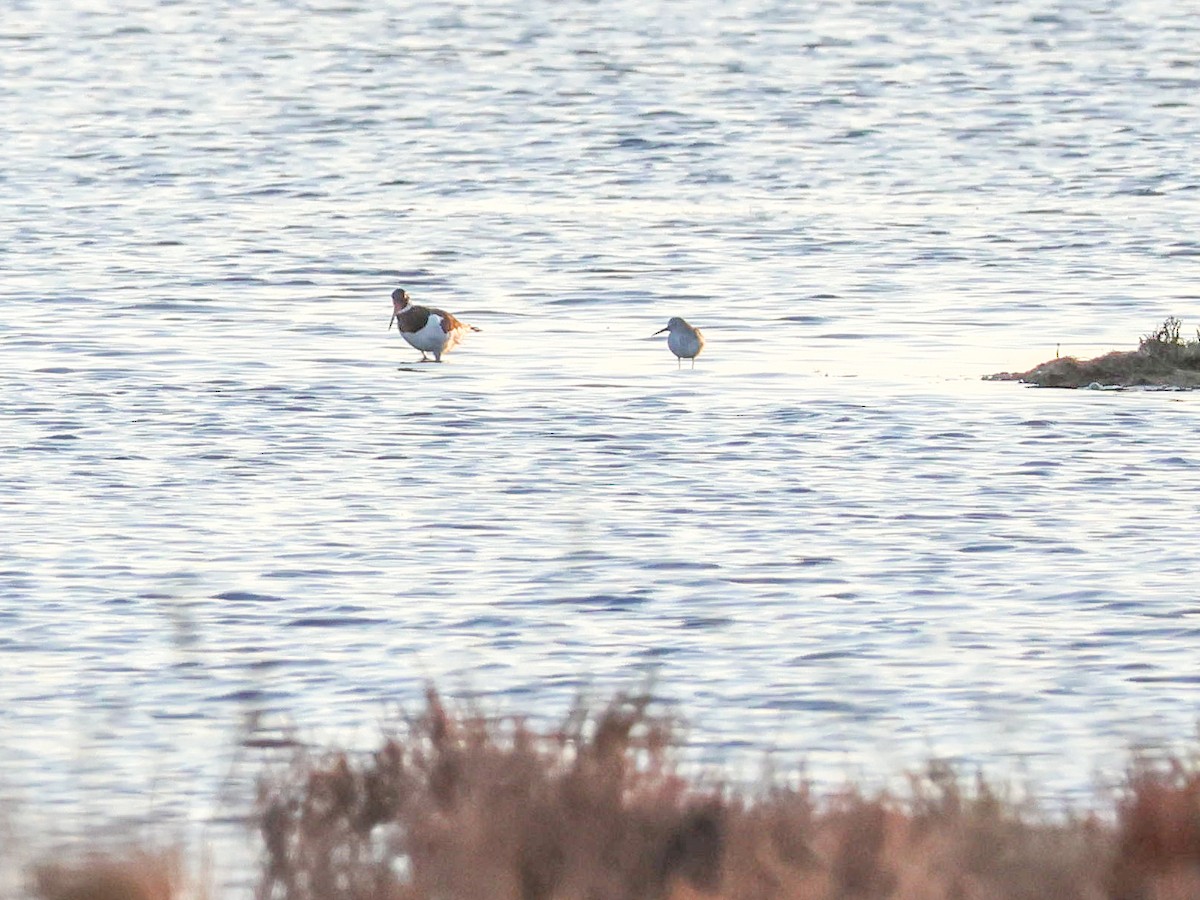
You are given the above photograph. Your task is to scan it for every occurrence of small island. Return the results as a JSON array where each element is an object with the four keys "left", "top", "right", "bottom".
[{"left": 986, "top": 317, "right": 1200, "bottom": 389}]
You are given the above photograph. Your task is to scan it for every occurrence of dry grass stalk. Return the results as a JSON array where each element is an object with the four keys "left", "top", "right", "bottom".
[{"left": 32, "top": 850, "right": 183, "bottom": 900}]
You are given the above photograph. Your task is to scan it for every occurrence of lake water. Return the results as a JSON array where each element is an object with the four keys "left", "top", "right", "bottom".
[{"left": 4, "top": 0, "right": 1200, "bottom": 890}]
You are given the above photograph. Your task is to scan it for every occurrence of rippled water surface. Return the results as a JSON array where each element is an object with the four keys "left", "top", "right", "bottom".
[{"left": 4, "top": 0, "right": 1200, "bottom": 887}]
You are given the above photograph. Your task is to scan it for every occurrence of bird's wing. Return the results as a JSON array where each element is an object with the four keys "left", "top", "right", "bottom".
[{"left": 433, "top": 309, "right": 475, "bottom": 333}]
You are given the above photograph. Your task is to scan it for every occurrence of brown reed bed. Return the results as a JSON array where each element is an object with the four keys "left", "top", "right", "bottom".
[{"left": 24, "top": 688, "right": 1200, "bottom": 899}]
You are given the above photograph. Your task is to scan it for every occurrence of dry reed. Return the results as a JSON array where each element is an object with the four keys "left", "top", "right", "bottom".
[{"left": 25, "top": 688, "right": 1200, "bottom": 899}]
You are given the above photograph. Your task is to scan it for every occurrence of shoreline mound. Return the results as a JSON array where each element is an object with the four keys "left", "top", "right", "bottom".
[{"left": 986, "top": 316, "right": 1200, "bottom": 389}]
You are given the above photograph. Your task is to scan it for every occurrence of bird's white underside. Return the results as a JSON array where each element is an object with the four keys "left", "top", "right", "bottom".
[
  {"left": 399, "top": 313, "right": 470, "bottom": 356},
  {"left": 400, "top": 315, "right": 449, "bottom": 353}
]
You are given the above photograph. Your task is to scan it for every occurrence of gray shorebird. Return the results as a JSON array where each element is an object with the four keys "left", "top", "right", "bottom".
[
  {"left": 654, "top": 317, "right": 705, "bottom": 369},
  {"left": 388, "top": 288, "right": 480, "bottom": 363}
]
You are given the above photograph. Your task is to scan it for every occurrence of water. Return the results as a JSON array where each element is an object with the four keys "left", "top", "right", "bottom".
[{"left": 4, "top": 0, "right": 1200, "bottom": 888}]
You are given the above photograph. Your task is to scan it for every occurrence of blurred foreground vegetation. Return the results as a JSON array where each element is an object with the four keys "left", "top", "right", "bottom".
[{"left": 24, "top": 687, "right": 1200, "bottom": 900}]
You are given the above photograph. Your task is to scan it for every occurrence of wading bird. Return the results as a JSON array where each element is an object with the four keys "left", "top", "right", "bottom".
[
  {"left": 389, "top": 288, "right": 480, "bottom": 363},
  {"left": 654, "top": 317, "right": 705, "bottom": 369}
]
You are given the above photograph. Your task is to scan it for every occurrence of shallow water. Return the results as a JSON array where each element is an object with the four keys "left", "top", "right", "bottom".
[{"left": 4, "top": 0, "right": 1200, "bottom": 888}]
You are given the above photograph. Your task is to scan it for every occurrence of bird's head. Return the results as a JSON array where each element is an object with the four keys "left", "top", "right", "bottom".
[
  {"left": 654, "top": 316, "right": 686, "bottom": 336},
  {"left": 389, "top": 288, "right": 411, "bottom": 330}
]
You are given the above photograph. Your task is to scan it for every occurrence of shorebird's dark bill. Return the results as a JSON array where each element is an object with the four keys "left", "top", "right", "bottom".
[{"left": 388, "top": 312, "right": 396, "bottom": 330}]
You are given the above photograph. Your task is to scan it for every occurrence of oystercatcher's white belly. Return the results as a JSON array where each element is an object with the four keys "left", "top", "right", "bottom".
[{"left": 402, "top": 316, "right": 448, "bottom": 353}]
